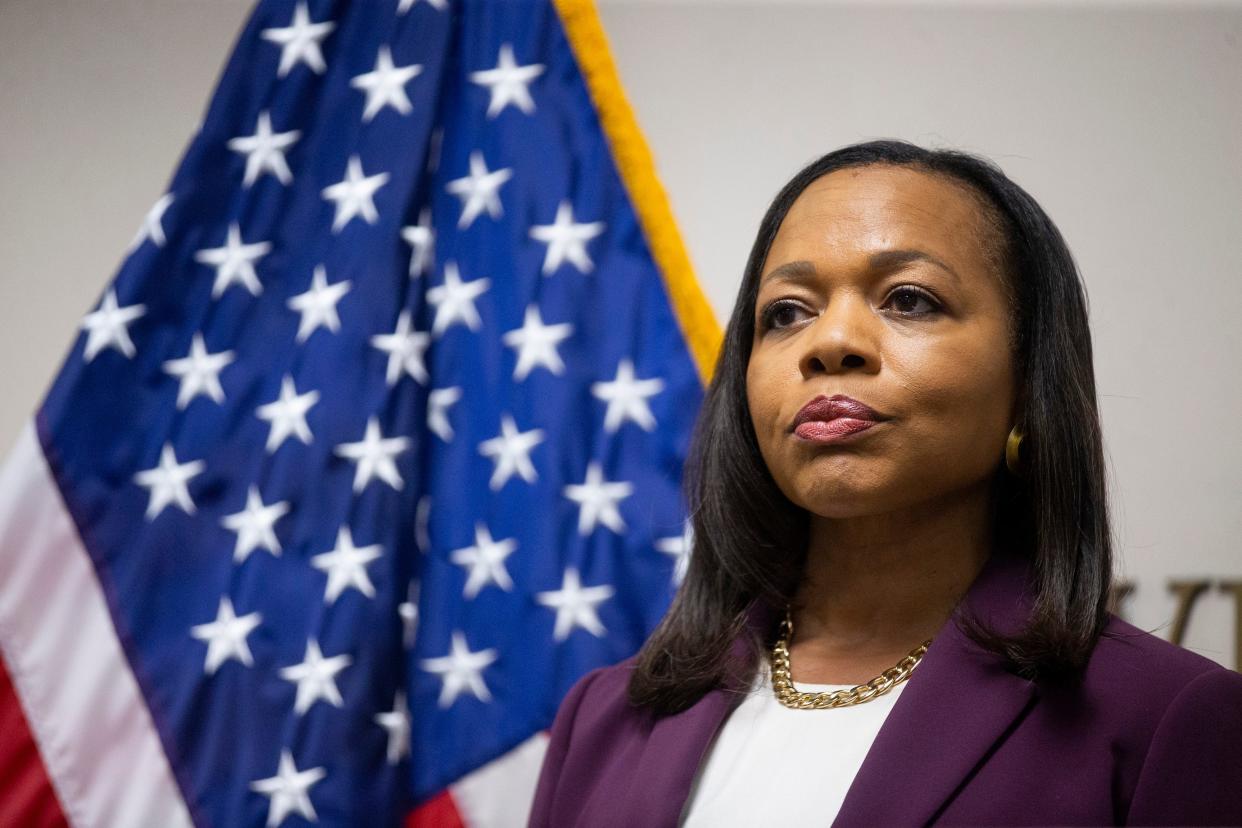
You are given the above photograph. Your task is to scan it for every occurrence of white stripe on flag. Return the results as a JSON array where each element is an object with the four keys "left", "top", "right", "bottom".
[
  {"left": 0, "top": 420, "right": 194, "bottom": 828},
  {"left": 449, "top": 732, "right": 550, "bottom": 828}
]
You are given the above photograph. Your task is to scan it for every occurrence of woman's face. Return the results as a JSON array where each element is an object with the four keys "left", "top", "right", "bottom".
[{"left": 746, "top": 164, "right": 1017, "bottom": 519}]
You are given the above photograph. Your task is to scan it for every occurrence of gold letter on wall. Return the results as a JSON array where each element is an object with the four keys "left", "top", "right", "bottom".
[{"left": 1166, "top": 579, "right": 1213, "bottom": 647}]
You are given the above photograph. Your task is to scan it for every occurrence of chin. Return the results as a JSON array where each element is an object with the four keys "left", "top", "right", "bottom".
[
  {"left": 784, "top": 475, "right": 894, "bottom": 519},
  {"left": 798, "top": 497, "right": 888, "bottom": 521}
]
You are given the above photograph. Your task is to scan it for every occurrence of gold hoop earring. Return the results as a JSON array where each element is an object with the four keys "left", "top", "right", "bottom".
[{"left": 1005, "top": 426, "right": 1024, "bottom": 476}]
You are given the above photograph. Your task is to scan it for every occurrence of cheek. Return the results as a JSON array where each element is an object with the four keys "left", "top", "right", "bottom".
[
  {"left": 745, "top": 345, "right": 815, "bottom": 504},
  {"left": 745, "top": 363, "right": 766, "bottom": 444},
  {"left": 890, "top": 329, "right": 1015, "bottom": 449},
  {"left": 746, "top": 348, "right": 792, "bottom": 442}
]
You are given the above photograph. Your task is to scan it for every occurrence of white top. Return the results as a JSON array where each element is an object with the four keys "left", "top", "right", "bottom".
[{"left": 678, "top": 660, "right": 907, "bottom": 826}]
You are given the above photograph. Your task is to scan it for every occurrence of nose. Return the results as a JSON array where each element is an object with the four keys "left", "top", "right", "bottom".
[{"left": 797, "top": 290, "right": 881, "bottom": 378}]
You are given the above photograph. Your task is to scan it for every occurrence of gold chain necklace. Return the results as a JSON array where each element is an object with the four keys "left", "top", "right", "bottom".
[{"left": 770, "top": 605, "right": 932, "bottom": 710}]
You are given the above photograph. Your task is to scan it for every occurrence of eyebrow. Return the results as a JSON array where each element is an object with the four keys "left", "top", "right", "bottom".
[{"left": 760, "top": 249, "right": 961, "bottom": 287}]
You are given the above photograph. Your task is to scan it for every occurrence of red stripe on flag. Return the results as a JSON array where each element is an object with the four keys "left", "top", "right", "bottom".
[
  {"left": 405, "top": 789, "right": 467, "bottom": 828},
  {"left": 0, "top": 652, "right": 69, "bottom": 828}
]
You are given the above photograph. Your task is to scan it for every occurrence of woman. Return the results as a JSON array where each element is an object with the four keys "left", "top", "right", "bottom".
[{"left": 528, "top": 140, "right": 1242, "bottom": 826}]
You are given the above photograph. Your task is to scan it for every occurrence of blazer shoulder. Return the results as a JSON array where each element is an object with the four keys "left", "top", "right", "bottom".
[
  {"left": 1004, "top": 615, "right": 1241, "bottom": 824},
  {"left": 1125, "top": 660, "right": 1242, "bottom": 824},
  {"left": 580, "top": 653, "right": 641, "bottom": 702},
  {"left": 555, "top": 653, "right": 643, "bottom": 727},
  {"left": 1086, "top": 613, "right": 1231, "bottom": 700},
  {"left": 1069, "top": 614, "right": 1239, "bottom": 765}
]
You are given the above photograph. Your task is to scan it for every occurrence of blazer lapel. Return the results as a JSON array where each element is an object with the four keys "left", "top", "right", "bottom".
[
  {"left": 619, "top": 601, "right": 776, "bottom": 827},
  {"left": 832, "top": 550, "right": 1040, "bottom": 826},
  {"left": 618, "top": 686, "right": 734, "bottom": 826}
]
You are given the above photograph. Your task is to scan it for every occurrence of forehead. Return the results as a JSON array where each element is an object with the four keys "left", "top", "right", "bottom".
[{"left": 763, "top": 164, "right": 994, "bottom": 276}]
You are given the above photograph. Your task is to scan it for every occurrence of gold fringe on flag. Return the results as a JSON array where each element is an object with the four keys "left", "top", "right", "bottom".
[{"left": 552, "top": 0, "right": 723, "bottom": 385}]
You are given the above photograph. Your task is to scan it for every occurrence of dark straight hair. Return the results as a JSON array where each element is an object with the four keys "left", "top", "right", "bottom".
[{"left": 628, "top": 139, "right": 1113, "bottom": 715}]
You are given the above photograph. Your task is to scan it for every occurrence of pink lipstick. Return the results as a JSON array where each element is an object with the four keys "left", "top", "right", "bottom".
[{"left": 791, "top": 394, "right": 887, "bottom": 444}]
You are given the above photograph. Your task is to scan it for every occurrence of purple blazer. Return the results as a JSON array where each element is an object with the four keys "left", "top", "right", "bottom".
[{"left": 529, "top": 550, "right": 1242, "bottom": 826}]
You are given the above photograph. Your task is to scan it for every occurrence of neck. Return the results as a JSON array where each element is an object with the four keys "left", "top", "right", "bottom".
[{"left": 786, "top": 481, "right": 994, "bottom": 682}]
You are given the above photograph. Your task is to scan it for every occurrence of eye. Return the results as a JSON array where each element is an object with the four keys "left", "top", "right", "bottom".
[
  {"left": 883, "top": 286, "right": 941, "bottom": 316},
  {"left": 758, "top": 300, "right": 811, "bottom": 332}
]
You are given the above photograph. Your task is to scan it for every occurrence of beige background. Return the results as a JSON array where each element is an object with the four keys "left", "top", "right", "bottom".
[{"left": 1, "top": 0, "right": 1239, "bottom": 667}]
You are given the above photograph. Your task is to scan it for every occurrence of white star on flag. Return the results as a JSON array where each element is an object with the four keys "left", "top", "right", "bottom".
[
  {"left": 249, "top": 750, "right": 327, "bottom": 828},
  {"left": 351, "top": 45, "right": 423, "bottom": 122},
  {"left": 591, "top": 358, "right": 665, "bottom": 432},
  {"left": 529, "top": 200, "right": 606, "bottom": 275},
  {"left": 478, "top": 414, "right": 544, "bottom": 490},
  {"left": 134, "top": 443, "right": 205, "bottom": 520},
  {"left": 427, "top": 386, "right": 462, "bottom": 441},
  {"left": 656, "top": 519, "right": 694, "bottom": 586},
  {"left": 162, "top": 332, "right": 235, "bottom": 409},
  {"left": 128, "top": 192, "right": 174, "bottom": 251},
  {"left": 468, "top": 43, "right": 545, "bottom": 118},
  {"left": 256, "top": 375, "right": 319, "bottom": 452},
  {"left": 535, "top": 567, "right": 616, "bottom": 641},
  {"left": 322, "top": 155, "right": 390, "bottom": 232},
  {"left": 311, "top": 526, "right": 383, "bottom": 604},
  {"left": 220, "top": 485, "right": 290, "bottom": 563},
  {"left": 420, "top": 630, "right": 498, "bottom": 708},
  {"left": 450, "top": 522, "right": 518, "bottom": 599},
  {"left": 426, "top": 261, "right": 490, "bottom": 335},
  {"left": 227, "top": 110, "right": 300, "bottom": 186},
  {"left": 375, "top": 691, "right": 411, "bottom": 764},
  {"left": 334, "top": 416, "right": 411, "bottom": 492},
  {"left": 194, "top": 222, "right": 272, "bottom": 298},
  {"left": 401, "top": 207, "right": 435, "bottom": 278},
  {"left": 370, "top": 309, "right": 430, "bottom": 385},
  {"left": 502, "top": 304, "right": 573, "bottom": 380},
  {"left": 563, "top": 461, "right": 633, "bottom": 535},
  {"left": 80, "top": 288, "right": 145, "bottom": 362},
  {"left": 279, "top": 639, "right": 352, "bottom": 715},
  {"left": 190, "top": 597, "right": 262, "bottom": 675},
  {"left": 398, "top": 0, "right": 447, "bottom": 13},
  {"left": 287, "top": 265, "right": 350, "bottom": 343},
  {"left": 260, "top": 1, "right": 335, "bottom": 78},
  {"left": 445, "top": 150, "right": 512, "bottom": 229}
]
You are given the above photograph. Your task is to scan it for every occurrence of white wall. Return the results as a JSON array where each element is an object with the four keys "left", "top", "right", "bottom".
[{"left": 2, "top": 0, "right": 1239, "bottom": 667}]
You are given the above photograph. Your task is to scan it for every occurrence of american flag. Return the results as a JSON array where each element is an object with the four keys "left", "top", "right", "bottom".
[{"left": 0, "top": 0, "right": 717, "bottom": 824}]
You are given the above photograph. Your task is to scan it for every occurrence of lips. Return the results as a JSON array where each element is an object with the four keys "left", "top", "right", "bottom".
[{"left": 792, "top": 394, "right": 886, "bottom": 430}]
